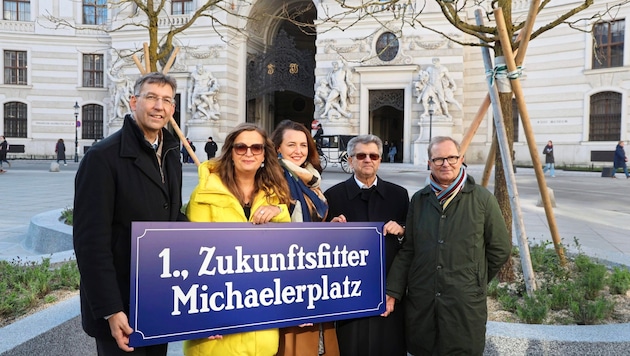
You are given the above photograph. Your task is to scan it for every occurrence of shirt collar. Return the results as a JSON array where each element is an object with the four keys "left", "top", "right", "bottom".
[{"left": 354, "top": 175, "right": 378, "bottom": 189}]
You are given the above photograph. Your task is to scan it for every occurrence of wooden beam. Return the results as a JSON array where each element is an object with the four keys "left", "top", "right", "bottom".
[
  {"left": 494, "top": 7, "right": 566, "bottom": 265},
  {"left": 161, "top": 47, "right": 180, "bottom": 75}
]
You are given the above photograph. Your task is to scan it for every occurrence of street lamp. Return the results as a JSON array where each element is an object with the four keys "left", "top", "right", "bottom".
[
  {"left": 74, "top": 101, "right": 80, "bottom": 163},
  {"left": 427, "top": 96, "right": 435, "bottom": 170}
]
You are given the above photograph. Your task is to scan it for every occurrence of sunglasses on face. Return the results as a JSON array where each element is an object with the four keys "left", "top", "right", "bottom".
[
  {"left": 353, "top": 153, "right": 381, "bottom": 161},
  {"left": 233, "top": 143, "right": 264, "bottom": 155}
]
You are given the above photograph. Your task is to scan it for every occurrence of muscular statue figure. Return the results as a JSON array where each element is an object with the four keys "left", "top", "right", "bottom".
[
  {"left": 189, "top": 64, "right": 221, "bottom": 120},
  {"left": 417, "top": 58, "right": 461, "bottom": 118},
  {"left": 321, "top": 60, "right": 356, "bottom": 120},
  {"left": 107, "top": 66, "right": 133, "bottom": 120}
]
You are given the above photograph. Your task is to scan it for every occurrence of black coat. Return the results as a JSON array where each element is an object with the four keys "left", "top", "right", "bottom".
[
  {"left": 73, "top": 114, "right": 186, "bottom": 338},
  {"left": 324, "top": 176, "right": 409, "bottom": 356},
  {"left": 56, "top": 142, "right": 66, "bottom": 161}
]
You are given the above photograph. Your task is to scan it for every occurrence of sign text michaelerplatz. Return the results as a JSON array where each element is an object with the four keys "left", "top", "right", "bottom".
[{"left": 129, "top": 221, "right": 386, "bottom": 346}]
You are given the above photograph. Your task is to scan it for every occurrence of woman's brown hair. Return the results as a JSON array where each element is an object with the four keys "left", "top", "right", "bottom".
[
  {"left": 270, "top": 120, "right": 323, "bottom": 173},
  {"left": 213, "top": 123, "right": 291, "bottom": 206}
]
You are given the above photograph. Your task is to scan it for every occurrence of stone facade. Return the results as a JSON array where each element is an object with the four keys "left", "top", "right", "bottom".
[{"left": 0, "top": 0, "right": 627, "bottom": 166}]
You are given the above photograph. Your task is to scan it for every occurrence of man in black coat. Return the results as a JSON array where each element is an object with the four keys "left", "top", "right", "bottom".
[
  {"left": 204, "top": 136, "right": 218, "bottom": 160},
  {"left": 324, "top": 134, "right": 409, "bottom": 356},
  {"left": 74, "top": 72, "right": 187, "bottom": 356}
]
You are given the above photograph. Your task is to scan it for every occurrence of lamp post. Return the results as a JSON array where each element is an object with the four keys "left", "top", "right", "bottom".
[
  {"left": 427, "top": 96, "right": 435, "bottom": 170},
  {"left": 74, "top": 101, "right": 79, "bottom": 163}
]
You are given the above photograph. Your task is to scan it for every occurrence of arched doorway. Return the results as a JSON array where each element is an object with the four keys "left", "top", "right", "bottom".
[
  {"left": 246, "top": 2, "right": 316, "bottom": 131},
  {"left": 370, "top": 89, "right": 404, "bottom": 162}
]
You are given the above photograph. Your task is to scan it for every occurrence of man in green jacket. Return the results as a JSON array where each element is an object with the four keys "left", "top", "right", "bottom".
[{"left": 383, "top": 136, "right": 511, "bottom": 355}]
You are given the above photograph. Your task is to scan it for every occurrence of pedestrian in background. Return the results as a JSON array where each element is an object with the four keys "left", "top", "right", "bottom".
[
  {"left": 0, "top": 135, "right": 9, "bottom": 173},
  {"left": 325, "top": 134, "right": 408, "bottom": 356},
  {"left": 74, "top": 72, "right": 186, "bottom": 356},
  {"left": 383, "top": 140, "right": 390, "bottom": 162},
  {"left": 204, "top": 136, "right": 218, "bottom": 160},
  {"left": 183, "top": 123, "right": 291, "bottom": 356},
  {"left": 271, "top": 120, "right": 339, "bottom": 356},
  {"left": 613, "top": 140, "right": 630, "bottom": 179},
  {"left": 384, "top": 136, "right": 511, "bottom": 356},
  {"left": 55, "top": 138, "right": 67, "bottom": 166},
  {"left": 187, "top": 138, "right": 196, "bottom": 163},
  {"left": 542, "top": 140, "right": 555, "bottom": 177},
  {"left": 388, "top": 143, "right": 397, "bottom": 163},
  {"left": 181, "top": 138, "right": 191, "bottom": 163}
]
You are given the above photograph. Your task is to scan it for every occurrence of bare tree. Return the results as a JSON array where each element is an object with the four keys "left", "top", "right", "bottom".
[
  {"left": 306, "top": 0, "right": 629, "bottom": 281},
  {"left": 41, "top": 0, "right": 253, "bottom": 71}
]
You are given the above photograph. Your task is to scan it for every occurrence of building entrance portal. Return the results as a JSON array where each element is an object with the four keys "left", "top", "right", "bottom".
[
  {"left": 246, "top": 3, "right": 316, "bottom": 131},
  {"left": 370, "top": 90, "right": 404, "bottom": 162}
]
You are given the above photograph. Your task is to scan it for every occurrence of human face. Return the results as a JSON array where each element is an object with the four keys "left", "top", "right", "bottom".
[
  {"left": 429, "top": 140, "right": 463, "bottom": 185},
  {"left": 130, "top": 83, "right": 176, "bottom": 142},
  {"left": 277, "top": 129, "right": 309, "bottom": 167},
  {"left": 349, "top": 142, "right": 381, "bottom": 183},
  {"left": 232, "top": 130, "right": 265, "bottom": 175}
]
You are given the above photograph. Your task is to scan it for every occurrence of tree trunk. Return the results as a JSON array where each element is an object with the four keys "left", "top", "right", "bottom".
[{"left": 494, "top": 91, "right": 516, "bottom": 282}]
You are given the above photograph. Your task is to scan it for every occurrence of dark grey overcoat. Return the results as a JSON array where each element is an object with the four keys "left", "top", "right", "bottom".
[
  {"left": 387, "top": 175, "right": 511, "bottom": 355},
  {"left": 73, "top": 114, "right": 186, "bottom": 338}
]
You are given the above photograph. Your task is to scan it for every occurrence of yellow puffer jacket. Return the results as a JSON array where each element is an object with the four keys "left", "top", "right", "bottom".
[{"left": 184, "top": 160, "right": 290, "bottom": 356}]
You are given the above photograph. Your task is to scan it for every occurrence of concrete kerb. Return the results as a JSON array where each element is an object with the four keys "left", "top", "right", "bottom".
[{"left": 4, "top": 193, "right": 630, "bottom": 354}]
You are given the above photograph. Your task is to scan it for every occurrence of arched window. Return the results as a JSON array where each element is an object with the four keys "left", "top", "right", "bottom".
[
  {"left": 3, "top": 101, "right": 27, "bottom": 138},
  {"left": 82, "top": 104, "right": 103, "bottom": 140},
  {"left": 589, "top": 91, "right": 622, "bottom": 141}
]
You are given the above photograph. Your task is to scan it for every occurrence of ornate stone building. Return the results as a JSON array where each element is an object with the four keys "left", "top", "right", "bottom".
[{"left": 0, "top": 0, "right": 627, "bottom": 166}]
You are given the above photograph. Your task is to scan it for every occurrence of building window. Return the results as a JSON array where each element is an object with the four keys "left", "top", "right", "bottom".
[
  {"left": 82, "top": 104, "right": 103, "bottom": 140},
  {"left": 3, "top": 102, "right": 27, "bottom": 138},
  {"left": 83, "top": 54, "right": 104, "bottom": 87},
  {"left": 3, "top": 0, "right": 30, "bottom": 21},
  {"left": 589, "top": 91, "right": 621, "bottom": 141},
  {"left": 375, "top": 32, "right": 399, "bottom": 62},
  {"left": 172, "top": 0, "right": 193, "bottom": 15},
  {"left": 592, "top": 19, "right": 625, "bottom": 69},
  {"left": 4, "top": 50, "right": 27, "bottom": 85},
  {"left": 83, "top": 0, "right": 107, "bottom": 25}
]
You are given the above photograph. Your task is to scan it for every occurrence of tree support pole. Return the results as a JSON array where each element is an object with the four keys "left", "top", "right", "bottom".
[
  {"left": 494, "top": 8, "right": 566, "bottom": 265},
  {"left": 476, "top": 9, "right": 537, "bottom": 296}
]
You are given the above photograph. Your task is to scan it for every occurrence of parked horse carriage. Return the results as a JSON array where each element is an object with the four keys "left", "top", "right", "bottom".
[{"left": 316, "top": 134, "right": 355, "bottom": 173}]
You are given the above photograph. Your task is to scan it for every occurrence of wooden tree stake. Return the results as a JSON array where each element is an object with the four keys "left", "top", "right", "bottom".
[{"left": 494, "top": 8, "right": 566, "bottom": 265}]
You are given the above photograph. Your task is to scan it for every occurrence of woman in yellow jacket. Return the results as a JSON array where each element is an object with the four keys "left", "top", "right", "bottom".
[{"left": 184, "top": 123, "right": 291, "bottom": 356}]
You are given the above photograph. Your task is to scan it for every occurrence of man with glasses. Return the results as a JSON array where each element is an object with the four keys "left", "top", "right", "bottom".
[
  {"left": 383, "top": 136, "right": 510, "bottom": 355},
  {"left": 324, "top": 134, "right": 408, "bottom": 356},
  {"left": 74, "top": 72, "right": 186, "bottom": 356}
]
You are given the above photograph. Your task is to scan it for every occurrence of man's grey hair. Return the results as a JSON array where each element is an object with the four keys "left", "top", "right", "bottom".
[
  {"left": 427, "top": 136, "right": 461, "bottom": 159},
  {"left": 133, "top": 72, "right": 177, "bottom": 96},
  {"left": 347, "top": 134, "right": 383, "bottom": 157}
]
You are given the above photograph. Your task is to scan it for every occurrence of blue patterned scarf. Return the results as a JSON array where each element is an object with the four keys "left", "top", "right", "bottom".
[{"left": 279, "top": 156, "right": 328, "bottom": 222}]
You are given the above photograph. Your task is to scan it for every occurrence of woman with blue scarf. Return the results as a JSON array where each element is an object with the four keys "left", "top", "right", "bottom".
[{"left": 271, "top": 120, "right": 339, "bottom": 356}]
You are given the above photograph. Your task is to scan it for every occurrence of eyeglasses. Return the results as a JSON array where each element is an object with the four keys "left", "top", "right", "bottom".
[
  {"left": 233, "top": 143, "right": 264, "bottom": 155},
  {"left": 353, "top": 153, "right": 381, "bottom": 161},
  {"left": 138, "top": 94, "right": 175, "bottom": 106},
  {"left": 431, "top": 155, "right": 460, "bottom": 166}
]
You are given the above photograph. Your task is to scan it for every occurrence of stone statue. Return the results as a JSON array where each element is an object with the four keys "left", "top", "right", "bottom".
[
  {"left": 314, "top": 79, "right": 330, "bottom": 119},
  {"left": 189, "top": 64, "right": 220, "bottom": 120},
  {"left": 107, "top": 66, "right": 133, "bottom": 120},
  {"left": 321, "top": 60, "right": 356, "bottom": 120},
  {"left": 415, "top": 58, "right": 461, "bottom": 118}
]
